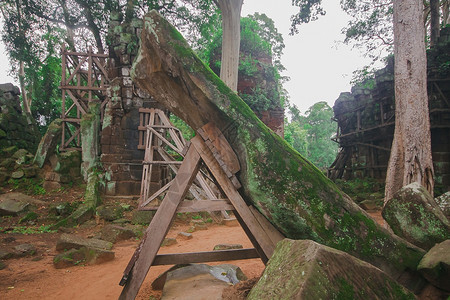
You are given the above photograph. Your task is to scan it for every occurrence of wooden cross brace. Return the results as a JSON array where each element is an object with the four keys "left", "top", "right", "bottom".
[{"left": 118, "top": 123, "right": 284, "bottom": 300}]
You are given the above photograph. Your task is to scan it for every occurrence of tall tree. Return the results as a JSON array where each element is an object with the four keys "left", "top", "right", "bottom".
[
  {"left": 213, "top": 0, "right": 243, "bottom": 91},
  {"left": 385, "top": 0, "right": 434, "bottom": 201}
]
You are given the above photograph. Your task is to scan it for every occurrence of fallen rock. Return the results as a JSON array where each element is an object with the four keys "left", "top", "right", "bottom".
[
  {"left": 161, "top": 238, "right": 177, "bottom": 247},
  {"left": 152, "top": 264, "right": 191, "bottom": 290},
  {"left": 131, "top": 210, "right": 155, "bottom": 225},
  {"left": 162, "top": 264, "right": 246, "bottom": 300},
  {"left": 56, "top": 233, "right": 113, "bottom": 252},
  {"left": 100, "top": 224, "right": 136, "bottom": 243},
  {"left": 247, "top": 239, "right": 416, "bottom": 300},
  {"left": 0, "top": 248, "right": 14, "bottom": 260},
  {"left": 177, "top": 232, "right": 193, "bottom": 240},
  {"left": 14, "top": 244, "right": 37, "bottom": 257},
  {"left": 11, "top": 170, "right": 24, "bottom": 179},
  {"left": 53, "top": 246, "right": 115, "bottom": 268},
  {"left": 382, "top": 182, "right": 450, "bottom": 250},
  {"left": 417, "top": 239, "right": 450, "bottom": 292},
  {"left": 0, "top": 198, "right": 29, "bottom": 216},
  {"left": 96, "top": 204, "right": 123, "bottom": 221},
  {"left": 213, "top": 244, "right": 243, "bottom": 251},
  {"left": 435, "top": 192, "right": 450, "bottom": 219}
]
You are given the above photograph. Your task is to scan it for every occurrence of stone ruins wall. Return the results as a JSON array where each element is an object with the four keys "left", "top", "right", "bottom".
[{"left": 330, "top": 28, "right": 450, "bottom": 193}]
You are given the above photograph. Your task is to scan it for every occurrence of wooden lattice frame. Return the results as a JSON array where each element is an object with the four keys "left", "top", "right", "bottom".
[{"left": 60, "top": 46, "right": 109, "bottom": 151}]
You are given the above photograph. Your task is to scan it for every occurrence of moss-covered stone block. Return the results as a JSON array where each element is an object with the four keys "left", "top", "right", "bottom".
[
  {"left": 383, "top": 182, "right": 450, "bottom": 250},
  {"left": 248, "top": 239, "right": 416, "bottom": 300},
  {"left": 417, "top": 239, "right": 450, "bottom": 292}
]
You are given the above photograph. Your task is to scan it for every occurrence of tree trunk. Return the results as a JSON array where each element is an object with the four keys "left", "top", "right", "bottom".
[
  {"left": 131, "top": 11, "right": 425, "bottom": 291},
  {"left": 385, "top": 0, "right": 434, "bottom": 202},
  {"left": 430, "top": 0, "right": 440, "bottom": 46},
  {"left": 443, "top": 0, "right": 450, "bottom": 27},
  {"left": 216, "top": 0, "right": 243, "bottom": 91},
  {"left": 19, "top": 61, "right": 31, "bottom": 115}
]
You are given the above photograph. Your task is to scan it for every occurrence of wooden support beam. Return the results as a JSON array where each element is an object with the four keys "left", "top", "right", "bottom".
[
  {"left": 119, "top": 145, "right": 202, "bottom": 299},
  {"left": 190, "top": 135, "right": 277, "bottom": 260},
  {"left": 152, "top": 249, "right": 259, "bottom": 265}
]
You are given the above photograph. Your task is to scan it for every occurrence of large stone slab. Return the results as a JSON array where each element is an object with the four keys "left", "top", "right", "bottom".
[
  {"left": 56, "top": 233, "right": 113, "bottom": 252},
  {"left": 417, "top": 239, "right": 450, "bottom": 291},
  {"left": 382, "top": 182, "right": 450, "bottom": 250},
  {"left": 100, "top": 224, "right": 136, "bottom": 243},
  {"left": 247, "top": 239, "right": 416, "bottom": 300}
]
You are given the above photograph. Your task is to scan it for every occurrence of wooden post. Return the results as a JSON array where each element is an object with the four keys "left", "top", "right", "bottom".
[{"left": 119, "top": 145, "right": 202, "bottom": 300}]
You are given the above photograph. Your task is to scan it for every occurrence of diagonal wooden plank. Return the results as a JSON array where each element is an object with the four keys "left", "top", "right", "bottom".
[
  {"left": 66, "top": 90, "right": 87, "bottom": 115},
  {"left": 190, "top": 136, "right": 277, "bottom": 260},
  {"left": 119, "top": 145, "right": 202, "bottom": 300},
  {"left": 140, "top": 179, "right": 173, "bottom": 208}
]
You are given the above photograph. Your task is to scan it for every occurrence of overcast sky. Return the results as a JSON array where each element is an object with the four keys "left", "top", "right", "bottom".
[{"left": 0, "top": 0, "right": 375, "bottom": 114}]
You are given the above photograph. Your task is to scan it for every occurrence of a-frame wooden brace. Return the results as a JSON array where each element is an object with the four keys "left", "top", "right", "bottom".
[{"left": 118, "top": 123, "right": 284, "bottom": 300}]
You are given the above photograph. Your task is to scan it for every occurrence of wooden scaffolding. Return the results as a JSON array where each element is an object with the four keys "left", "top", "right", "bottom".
[
  {"left": 60, "top": 46, "right": 109, "bottom": 151},
  {"left": 119, "top": 122, "right": 284, "bottom": 299}
]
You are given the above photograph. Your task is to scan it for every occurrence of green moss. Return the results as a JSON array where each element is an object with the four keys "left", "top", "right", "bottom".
[{"left": 335, "top": 278, "right": 355, "bottom": 300}]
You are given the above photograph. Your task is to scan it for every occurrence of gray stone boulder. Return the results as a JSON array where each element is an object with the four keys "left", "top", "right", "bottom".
[
  {"left": 56, "top": 233, "right": 113, "bottom": 252},
  {"left": 161, "top": 264, "right": 247, "bottom": 300},
  {"left": 435, "top": 192, "right": 450, "bottom": 219},
  {"left": 0, "top": 198, "right": 29, "bottom": 216},
  {"left": 100, "top": 224, "right": 136, "bottom": 243},
  {"left": 417, "top": 240, "right": 450, "bottom": 292},
  {"left": 247, "top": 239, "right": 416, "bottom": 300},
  {"left": 213, "top": 244, "right": 243, "bottom": 251},
  {"left": 13, "top": 244, "right": 37, "bottom": 257},
  {"left": 382, "top": 182, "right": 450, "bottom": 250}
]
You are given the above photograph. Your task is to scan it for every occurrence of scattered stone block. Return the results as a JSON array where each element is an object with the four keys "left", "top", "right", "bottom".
[
  {"left": 177, "top": 232, "right": 193, "bottom": 240},
  {"left": 96, "top": 204, "right": 123, "bottom": 221},
  {"left": 247, "top": 239, "right": 416, "bottom": 300},
  {"left": 11, "top": 170, "right": 24, "bottom": 179},
  {"left": 194, "top": 223, "right": 208, "bottom": 231},
  {"left": 0, "top": 198, "right": 29, "bottom": 216},
  {"left": 223, "top": 217, "right": 239, "bottom": 227},
  {"left": 53, "top": 246, "right": 115, "bottom": 269},
  {"left": 14, "top": 244, "right": 37, "bottom": 257},
  {"left": 417, "top": 239, "right": 450, "bottom": 292},
  {"left": 213, "top": 244, "right": 243, "bottom": 251},
  {"left": 100, "top": 224, "right": 136, "bottom": 243},
  {"left": 161, "top": 238, "right": 178, "bottom": 247},
  {"left": 382, "top": 182, "right": 450, "bottom": 250},
  {"left": 131, "top": 210, "right": 155, "bottom": 225},
  {"left": 152, "top": 264, "right": 190, "bottom": 290},
  {"left": 0, "top": 249, "right": 13, "bottom": 260},
  {"left": 56, "top": 233, "right": 113, "bottom": 252}
]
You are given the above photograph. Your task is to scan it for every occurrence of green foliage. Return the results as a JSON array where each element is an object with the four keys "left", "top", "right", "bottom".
[
  {"left": 170, "top": 114, "right": 195, "bottom": 140},
  {"left": 340, "top": 0, "right": 393, "bottom": 62},
  {"left": 7, "top": 178, "right": 46, "bottom": 195},
  {"left": 284, "top": 102, "right": 338, "bottom": 169},
  {"left": 290, "top": 0, "right": 326, "bottom": 34},
  {"left": 4, "top": 224, "right": 56, "bottom": 234}
]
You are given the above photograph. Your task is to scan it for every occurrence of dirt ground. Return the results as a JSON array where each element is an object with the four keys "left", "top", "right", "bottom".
[
  {"left": 0, "top": 184, "right": 386, "bottom": 300},
  {"left": 0, "top": 220, "right": 265, "bottom": 300}
]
